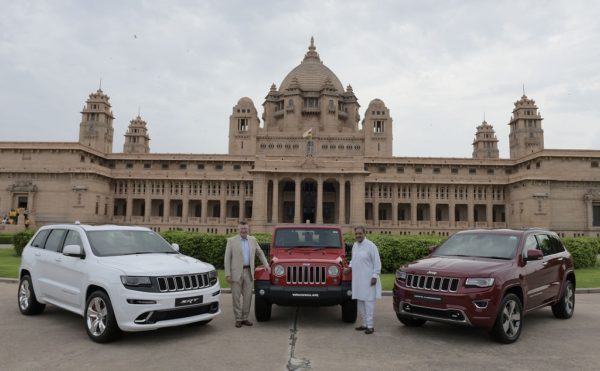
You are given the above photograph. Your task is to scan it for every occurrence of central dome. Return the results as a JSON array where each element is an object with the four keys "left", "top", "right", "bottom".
[{"left": 279, "top": 38, "right": 344, "bottom": 93}]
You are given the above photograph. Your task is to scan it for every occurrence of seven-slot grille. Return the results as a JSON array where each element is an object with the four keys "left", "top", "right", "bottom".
[
  {"left": 406, "top": 274, "right": 460, "bottom": 292},
  {"left": 157, "top": 273, "right": 212, "bottom": 292},
  {"left": 286, "top": 265, "right": 327, "bottom": 285}
]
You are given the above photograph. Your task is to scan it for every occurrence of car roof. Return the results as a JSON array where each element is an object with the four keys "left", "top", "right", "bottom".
[
  {"left": 39, "top": 224, "right": 151, "bottom": 232},
  {"left": 454, "top": 228, "right": 551, "bottom": 235},
  {"left": 274, "top": 225, "right": 341, "bottom": 230}
]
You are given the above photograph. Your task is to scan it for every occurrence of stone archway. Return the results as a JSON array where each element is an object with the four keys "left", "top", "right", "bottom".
[{"left": 301, "top": 179, "right": 317, "bottom": 223}]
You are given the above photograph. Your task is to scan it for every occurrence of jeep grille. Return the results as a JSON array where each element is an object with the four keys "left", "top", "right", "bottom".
[
  {"left": 406, "top": 274, "right": 460, "bottom": 292},
  {"left": 157, "top": 273, "right": 214, "bottom": 292},
  {"left": 286, "top": 266, "right": 327, "bottom": 285}
]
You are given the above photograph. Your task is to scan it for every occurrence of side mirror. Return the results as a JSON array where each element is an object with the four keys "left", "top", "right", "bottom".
[
  {"left": 171, "top": 243, "right": 180, "bottom": 252},
  {"left": 259, "top": 242, "right": 270, "bottom": 256},
  {"left": 63, "top": 244, "right": 85, "bottom": 259},
  {"left": 524, "top": 249, "right": 543, "bottom": 261}
]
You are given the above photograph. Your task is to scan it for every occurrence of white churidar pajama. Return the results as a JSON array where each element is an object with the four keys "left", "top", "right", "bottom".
[{"left": 350, "top": 238, "right": 382, "bottom": 329}]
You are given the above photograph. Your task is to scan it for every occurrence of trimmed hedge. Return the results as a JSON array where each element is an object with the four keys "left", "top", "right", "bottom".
[
  {"left": 161, "top": 230, "right": 444, "bottom": 273},
  {"left": 345, "top": 233, "right": 446, "bottom": 273},
  {"left": 13, "top": 230, "right": 35, "bottom": 257},
  {"left": 159, "top": 231, "right": 599, "bottom": 272},
  {"left": 563, "top": 237, "right": 599, "bottom": 269}
]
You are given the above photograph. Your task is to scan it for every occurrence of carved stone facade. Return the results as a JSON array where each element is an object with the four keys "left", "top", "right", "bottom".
[{"left": 1, "top": 39, "right": 600, "bottom": 236}]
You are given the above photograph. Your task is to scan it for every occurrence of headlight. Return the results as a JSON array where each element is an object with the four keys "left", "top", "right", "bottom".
[
  {"left": 208, "top": 270, "right": 218, "bottom": 285},
  {"left": 395, "top": 269, "right": 407, "bottom": 281},
  {"left": 273, "top": 265, "right": 285, "bottom": 277},
  {"left": 120, "top": 276, "right": 152, "bottom": 287},
  {"left": 328, "top": 265, "right": 340, "bottom": 277},
  {"left": 465, "top": 278, "right": 495, "bottom": 288}
]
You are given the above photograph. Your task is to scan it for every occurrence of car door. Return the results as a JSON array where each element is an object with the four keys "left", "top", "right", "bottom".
[
  {"left": 48, "top": 229, "right": 89, "bottom": 311},
  {"left": 521, "top": 234, "right": 547, "bottom": 310},
  {"left": 539, "top": 234, "right": 565, "bottom": 302},
  {"left": 36, "top": 228, "right": 68, "bottom": 304}
]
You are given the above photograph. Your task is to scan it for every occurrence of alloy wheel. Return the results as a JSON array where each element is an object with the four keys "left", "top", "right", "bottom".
[
  {"left": 18, "top": 280, "right": 30, "bottom": 311},
  {"left": 86, "top": 297, "right": 108, "bottom": 336},
  {"left": 501, "top": 299, "right": 521, "bottom": 338}
]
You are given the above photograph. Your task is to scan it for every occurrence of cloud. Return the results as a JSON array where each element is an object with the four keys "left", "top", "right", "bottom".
[{"left": 1, "top": 0, "right": 599, "bottom": 158}]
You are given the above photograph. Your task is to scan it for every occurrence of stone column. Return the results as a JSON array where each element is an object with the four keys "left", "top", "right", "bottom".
[
  {"left": 373, "top": 198, "right": 379, "bottom": 227},
  {"left": 201, "top": 181, "right": 208, "bottom": 224},
  {"left": 350, "top": 176, "right": 366, "bottom": 225},
  {"left": 163, "top": 182, "right": 171, "bottom": 223},
  {"left": 467, "top": 185, "right": 474, "bottom": 226},
  {"left": 239, "top": 181, "right": 245, "bottom": 221},
  {"left": 252, "top": 174, "right": 268, "bottom": 226},
  {"left": 181, "top": 181, "right": 189, "bottom": 224},
  {"left": 220, "top": 181, "right": 226, "bottom": 224},
  {"left": 272, "top": 177, "right": 279, "bottom": 224},
  {"left": 338, "top": 178, "right": 346, "bottom": 225},
  {"left": 125, "top": 181, "right": 133, "bottom": 222},
  {"left": 294, "top": 176, "right": 302, "bottom": 224},
  {"left": 430, "top": 202, "right": 436, "bottom": 227},
  {"left": 410, "top": 184, "right": 418, "bottom": 226},
  {"left": 449, "top": 185, "right": 455, "bottom": 227},
  {"left": 144, "top": 180, "right": 151, "bottom": 223},
  {"left": 317, "top": 176, "right": 323, "bottom": 224},
  {"left": 392, "top": 184, "right": 398, "bottom": 226}
]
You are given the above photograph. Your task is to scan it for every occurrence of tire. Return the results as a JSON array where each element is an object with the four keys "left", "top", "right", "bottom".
[
  {"left": 489, "top": 293, "right": 523, "bottom": 344},
  {"left": 254, "top": 295, "right": 272, "bottom": 322},
  {"left": 17, "top": 275, "right": 46, "bottom": 315},
  {"left": 341, "top": 299, "right": 357, "bottom": 323},
  {"left": 396, "top": 313, "right": 426, "bottom": 327},
  {"left": 552, "top": 280, "right": 575, "bottom": 319},
  {"left": 85, "top": 291, "right": 121, "bottom": 343}
]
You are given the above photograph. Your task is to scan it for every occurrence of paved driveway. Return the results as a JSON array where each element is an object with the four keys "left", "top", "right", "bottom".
[{"left": 1, "top": 282, "right": 599, "bottom": 371}]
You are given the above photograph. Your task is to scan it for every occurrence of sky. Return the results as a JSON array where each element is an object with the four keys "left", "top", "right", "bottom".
[{"left": 1, "top": 0, "right": 599, "bottom": 158}]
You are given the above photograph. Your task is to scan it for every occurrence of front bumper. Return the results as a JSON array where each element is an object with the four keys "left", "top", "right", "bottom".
[
  {"left": 393, "top": 280, "right": 499, "bottom": 329},
  {"left": 112, "top": 283, "right": 221, "bottom": 331},
  {"left": 255, "top": 280, "right": 353, "bottom": 306}
]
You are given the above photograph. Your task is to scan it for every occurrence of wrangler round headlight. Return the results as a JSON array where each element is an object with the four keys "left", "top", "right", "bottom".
[
  {"left": 328, "top": 265, "right": 340, "bottom": 277},
  {"left": 273, "top": 265, "right": 285, "bottom": 277}
]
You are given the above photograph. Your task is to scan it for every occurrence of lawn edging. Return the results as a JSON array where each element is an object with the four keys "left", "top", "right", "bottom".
[{"left": 0, "top": 277, "right": 598, "bottom": 295}]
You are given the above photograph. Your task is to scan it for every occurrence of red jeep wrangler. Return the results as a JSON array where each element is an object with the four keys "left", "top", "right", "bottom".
[{"left": 254, "top": 225, "right": 357, "bottom": 322}]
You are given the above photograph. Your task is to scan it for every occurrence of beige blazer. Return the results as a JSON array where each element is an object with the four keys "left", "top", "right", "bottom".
[{"left": 224, "top": 235, "right": 269, "bottom": 282}]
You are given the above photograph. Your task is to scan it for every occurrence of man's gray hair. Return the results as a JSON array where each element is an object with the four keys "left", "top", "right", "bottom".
[{"left": 354, "top": 225, "right": 367, "bottom": 233}]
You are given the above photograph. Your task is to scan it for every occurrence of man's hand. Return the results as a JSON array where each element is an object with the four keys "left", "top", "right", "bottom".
[
  {"left": 343, "top": 267, "right": 351, "bottom": 274},
  {"left": 265, "top": 266, "right": 271, "bottom": 274},
  {"left": 226, "top": 276, "right": 232, "bottom": 284},
  {"left": 370, "top": 277, "right": 377, "bottom": 286}
]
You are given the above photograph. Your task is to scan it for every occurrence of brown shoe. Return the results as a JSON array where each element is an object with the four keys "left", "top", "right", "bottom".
[
  {"left": 355, "top": 326, "right": 367, "bottom": 331},
  {"left": 241, "top": 320, "right": 253, "bottom": 326},
  {"left": 365, "top": 328, "right": 375, "bottom": 334},
  {"left": 235, "top": 321, "right": 242, "bottom": 328}
]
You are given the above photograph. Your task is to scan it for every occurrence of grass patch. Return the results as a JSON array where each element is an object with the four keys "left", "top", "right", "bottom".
[
  {"left": 1, "top": 254, "right": 598, "bottom": 290},
  {"left": 0, "top": 249, "right": 20, "bottom": 278},
  {"left": 573, "top": 258, "right": 600, "bottom": 289}
]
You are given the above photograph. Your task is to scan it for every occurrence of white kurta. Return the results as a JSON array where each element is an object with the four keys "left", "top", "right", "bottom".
[{"left": 350, "top": 238, "right": 382, "bottom": 301}]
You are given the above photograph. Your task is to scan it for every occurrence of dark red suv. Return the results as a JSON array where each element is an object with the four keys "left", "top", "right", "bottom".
[{"left": 392, "top": 229, "right": 575, "bottom": 343}]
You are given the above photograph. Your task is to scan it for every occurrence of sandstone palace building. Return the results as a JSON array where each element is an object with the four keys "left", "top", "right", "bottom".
[{"left": 2, "top": 39, "right": 600, "bottom": 236}]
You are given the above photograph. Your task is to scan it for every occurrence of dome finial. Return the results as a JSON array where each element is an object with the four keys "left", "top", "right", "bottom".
[
  {"left": 304, "top": 36, "right": 320, "bottom": 61},
  {"left": 310, "top": 36, "right": 315, "bottom": 50}
]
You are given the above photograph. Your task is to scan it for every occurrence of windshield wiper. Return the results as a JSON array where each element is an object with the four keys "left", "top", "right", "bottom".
[{"left": 482, "top": 256, "right": 511, "bottom": 260}]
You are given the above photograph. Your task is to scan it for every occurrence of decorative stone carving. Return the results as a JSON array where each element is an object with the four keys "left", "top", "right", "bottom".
[
  {"left": 584, "top": 190, "right": 600, "bottom": 201},
  {"left": 7, "top": 181, "right": 37, "bottom": 193}
]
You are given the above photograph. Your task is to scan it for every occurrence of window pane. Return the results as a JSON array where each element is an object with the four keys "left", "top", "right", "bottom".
[
  {"left": 63, "top": 230, "right": 83, "bottom": 248},
  {"left": 45, "top": 230, "right": 67, "bottom": 252},
  {"left": 31, "top": 229, "right": 50, "bottom": 248}
]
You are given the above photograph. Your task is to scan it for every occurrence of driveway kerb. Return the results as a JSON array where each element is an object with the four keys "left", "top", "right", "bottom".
[{"left": 0, "top": 276, "right": 598, "bottom": 294}]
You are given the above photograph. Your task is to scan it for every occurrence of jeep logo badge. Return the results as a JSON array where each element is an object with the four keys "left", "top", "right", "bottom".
[
  {"left": 427, "top": 271, "right": 437, "bottom": 275},
  {"left": 303, "top": 263, "right": 311, "bottom": 266}
]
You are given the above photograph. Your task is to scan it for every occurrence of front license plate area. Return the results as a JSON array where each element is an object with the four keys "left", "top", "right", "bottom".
[
  {"left": 412, "top": 293, "right": 443, "bottom": 304},
  {"left": 175, "top": 295, "right": 203, "bottom": 307}
]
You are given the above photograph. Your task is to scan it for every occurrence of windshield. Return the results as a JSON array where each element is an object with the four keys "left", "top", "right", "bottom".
[
  {"left": 274, "top": 228, "right": 342, "bottom": 248},
  {"left": 433, "top": 233, "right": 520, "bottom": 259},
  {"left": 86, "top": 230, "right": 177, "bottom": 257}
]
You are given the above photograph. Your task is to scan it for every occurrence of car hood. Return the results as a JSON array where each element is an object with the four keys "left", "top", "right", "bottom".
[
  {"left": 97, "top": 254, "right": 214, "bottom": 275},
  {"left": 404, "top": 256, "right": 513, "bottom": 277},
  {"left": 272, "top": 250, "right": 344, "bottom": 265}
]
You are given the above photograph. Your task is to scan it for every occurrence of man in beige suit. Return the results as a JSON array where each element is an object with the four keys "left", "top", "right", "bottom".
[{"left": 224, "top": 221, "right": 270, "bottom": 327}]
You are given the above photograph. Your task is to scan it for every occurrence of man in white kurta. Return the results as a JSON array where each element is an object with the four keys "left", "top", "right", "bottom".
[{"left": 350, "top": 226, "right": 382, "bottom": 334}]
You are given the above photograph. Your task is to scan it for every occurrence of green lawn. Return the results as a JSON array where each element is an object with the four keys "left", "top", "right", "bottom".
[
  {"left": 0, "top": 249, "right": 20, "bottom": 278},
  {"left": 1, "top": 252, "right": 598, "bottom": 291}
]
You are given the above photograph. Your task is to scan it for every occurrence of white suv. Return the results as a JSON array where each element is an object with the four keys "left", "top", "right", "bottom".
[{"left": 17, "top": 224, "right": 221, "bottom": 342}]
